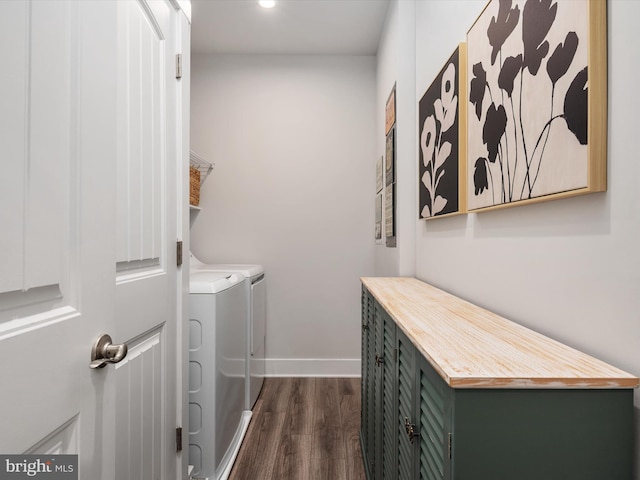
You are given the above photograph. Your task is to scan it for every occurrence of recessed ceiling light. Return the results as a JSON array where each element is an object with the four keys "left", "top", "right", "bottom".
[{"left": 259, "top": 0, "right": 276, "bottom": 8}]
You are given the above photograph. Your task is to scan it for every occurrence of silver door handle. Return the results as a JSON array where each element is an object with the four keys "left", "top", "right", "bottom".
[{"left": 90, "top": 334, "right": 128, "bottom": 369}]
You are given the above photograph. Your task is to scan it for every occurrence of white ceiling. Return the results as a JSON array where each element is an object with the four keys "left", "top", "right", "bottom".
[{"left": 191, "top": 0, "right": 390, "bottom": 55}]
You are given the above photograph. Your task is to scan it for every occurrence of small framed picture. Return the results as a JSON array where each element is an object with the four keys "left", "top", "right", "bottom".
[
  {"left": 385, "top": 183, "right": 395, "bottom": 247},
  {"left": 375, "top": 192, "right": 383, "bottom": 243},
  {"left": 385, "top": 84, "right": 396, "bottom": 135},
  {"left": 385, "top": 126, "right": 395, "bottom": 186}
]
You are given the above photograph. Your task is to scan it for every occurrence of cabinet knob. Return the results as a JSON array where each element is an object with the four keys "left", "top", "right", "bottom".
[
  {"left": 404, "top": 417, "right": 419, "bottom": 443},
  {"left": 375, "top": 354, "right": 384, "bottom": 367}
]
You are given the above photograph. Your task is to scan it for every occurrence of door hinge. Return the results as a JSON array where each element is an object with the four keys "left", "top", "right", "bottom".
[
  {"left": 176, "top": 427, "right": 183, "bottom": 452},
  {"left": 176, "top": 53, "right": 182, "bottom": 79},
  {"left": 176, "top": 240, "right": 183, "bottom": 267},
  {"left": 448, "top": 432, "right": 452, "bottom": 459},
  {"left": 394, "top": 347, "right": 398, "bottom": 363}
]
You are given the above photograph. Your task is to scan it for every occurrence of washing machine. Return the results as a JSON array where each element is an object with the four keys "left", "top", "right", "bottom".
[
  {"left": 191, "top": 256, "right": 266, "bottom": 410},
  {"left": 189, "top": 271, "right": 252, "bottom": 480}
]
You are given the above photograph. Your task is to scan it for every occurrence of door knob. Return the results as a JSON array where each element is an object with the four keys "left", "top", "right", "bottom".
[{"left": 90, "top": 334, "right": 128, "bottom": 369}]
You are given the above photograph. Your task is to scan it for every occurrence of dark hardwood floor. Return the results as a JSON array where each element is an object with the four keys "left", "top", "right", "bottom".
[{"left": 228, "top": 377, "right": 366, "bottom": 480}]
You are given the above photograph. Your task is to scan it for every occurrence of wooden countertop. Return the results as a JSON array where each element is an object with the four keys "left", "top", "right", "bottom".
[{"left": 361, "top": 277, "right": 639, "bottom": 389}]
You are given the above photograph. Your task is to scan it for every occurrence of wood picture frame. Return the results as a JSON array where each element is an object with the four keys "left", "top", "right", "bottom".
[
  {"left": 419, "top": 43, "right": 468, "bottom": 220},
  {"left": 385, "top": 84, "right": 396, "bottom": 135},
  {"left": 466, "top": 0, "right": 606, "bottom": 212}
]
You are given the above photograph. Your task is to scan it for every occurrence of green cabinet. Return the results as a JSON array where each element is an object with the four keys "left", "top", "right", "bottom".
[
  {"left": 416, "top": 348, "right": 452, "bottom": 480},
  {"left": 396, "top": 327, "right": 452, "bottom": 480},
  {"left": 380, "top": 306, "right": 397, "bottom": 479},
  {"left": 361, "top": 284, "right": 636, "bottom": 480},
  {"left": 361, "top": 286, "right": 397, "bottom": 480},
  {"left": 396, "top": 326, "right": 415, "bottom": 480},
  {"left": 362, "top": 289, "right": 452, "bottom": 480},
  {"left": 361, "top": 286, "right": 374, "bottom": 478}
]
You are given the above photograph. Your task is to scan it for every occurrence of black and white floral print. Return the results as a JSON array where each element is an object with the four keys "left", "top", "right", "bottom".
[
  {"left": 467, "top": 0, "right": 588, "bottom": 210},
  {"left": 419, "top": 48, "right": 460, "bottom": 218}
]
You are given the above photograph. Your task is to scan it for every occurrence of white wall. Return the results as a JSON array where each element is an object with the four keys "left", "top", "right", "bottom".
[
  {"left": 409, "top": 0, "right": 640, "bottom": 474},
  {"left": 375, "top": 0, "right": 416, "bottom": 277},
  {"left": 190, "top": 54, "right": 376, "bottom": 376}
]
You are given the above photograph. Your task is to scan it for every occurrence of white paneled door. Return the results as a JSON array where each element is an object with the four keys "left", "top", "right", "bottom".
[
  {"left": 0, "top": 1, "right": 185, "bottom": 479},
  {"left": 114, "top": 1, "right": 181, "bottom": 479}
]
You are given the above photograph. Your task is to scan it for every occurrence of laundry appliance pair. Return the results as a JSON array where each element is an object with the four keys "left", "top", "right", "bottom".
[{"left": 188, "top": 257, "right": 266, "bottom": 480}]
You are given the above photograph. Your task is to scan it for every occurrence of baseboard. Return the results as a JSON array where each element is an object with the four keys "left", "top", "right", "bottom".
[{"left": 264, "top": 358, "right": 361, "bottom": 377}]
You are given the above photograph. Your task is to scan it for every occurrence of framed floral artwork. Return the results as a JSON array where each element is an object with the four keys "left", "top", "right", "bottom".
[
  {"left": 467, "top": 0, "right": 606, "bottom": 211},
  {"left": 419, "top": 44, "right": 468, "bottom": 219}
]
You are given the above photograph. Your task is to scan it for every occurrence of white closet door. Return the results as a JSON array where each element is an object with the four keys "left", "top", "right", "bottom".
[
  {"left": 0, "top": 1, "right": 118, "bottom": 477},
  {"left": 114, "top": 1, "right": 180, "bottom": 479},
  {"left": 0, "top": 1, "right": 184, "bottom": 479}
]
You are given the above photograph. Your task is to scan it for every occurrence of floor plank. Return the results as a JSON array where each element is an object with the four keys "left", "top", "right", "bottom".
[
  {"left": 228, "top": 377, "right": 365, "bottom": 480},
  {"left": 227, "top": 411, "right": 285, "bottom": 480},
  {"left": 341, "top": 378, "right": 367, "bottom": 480},
  {"left": 271, "top": 433, "right": 311, "bottom": 480},
  {"left": 288, "top": 377, "right": 315, "bottom": 435}
]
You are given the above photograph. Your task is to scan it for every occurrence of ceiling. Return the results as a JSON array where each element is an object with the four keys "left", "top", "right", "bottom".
[{"left": 190, "top": 0, "right": 390, "bottom": 56}]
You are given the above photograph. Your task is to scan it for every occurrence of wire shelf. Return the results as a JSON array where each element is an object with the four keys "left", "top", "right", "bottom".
[{"left": 189, "top": 151, "right": 214, "bottom": 186}]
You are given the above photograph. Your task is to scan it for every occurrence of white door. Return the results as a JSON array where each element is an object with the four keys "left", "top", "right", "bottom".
[
  {"left": 0, "top": 0, "right": 120, "bottom": 477},
  {"left": 0, "top": 1, "right": 185, "bottom": 479},
  {"left": 114, "top": 1, "right": 181, "bottom": 479}
]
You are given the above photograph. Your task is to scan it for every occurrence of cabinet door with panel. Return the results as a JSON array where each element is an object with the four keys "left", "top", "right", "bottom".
[
  {"left": 361, "top": 289, "right": 398, "bottom": 480},
  {"left": 396, "top": 327, "right": 417, "bottom": 480},
  {"left": 373, "top": 300, "right": 384, "bottom": 478},
  {"left": 396, "top": 327, "right": 452, "bottom": 480},
  {"left": 380, "top": 308, "right": 397, "bottom": 480},
  {"left": 360, "top": 286, "right": 374, "bottom": 478},
  {"left": 416, "top": 352, "right": 452, "bottom": 480},
  {"left": 360, "top": 285, "right": 368, "bottom": 446}
]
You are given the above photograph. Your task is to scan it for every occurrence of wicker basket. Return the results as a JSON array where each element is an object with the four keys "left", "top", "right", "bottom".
[
  {"left": 189, "top": 151, "right": 213, "bottom": 207},
  {"left": 190, "top": 166, "right": 201, "bottom": 206}
]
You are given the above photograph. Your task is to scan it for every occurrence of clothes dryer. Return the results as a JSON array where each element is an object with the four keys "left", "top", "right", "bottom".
[{"left": 191, "top": 255, "right": 266, "bottom": 410}]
